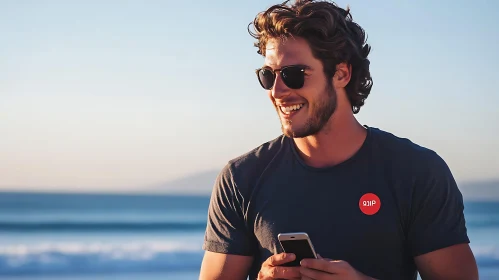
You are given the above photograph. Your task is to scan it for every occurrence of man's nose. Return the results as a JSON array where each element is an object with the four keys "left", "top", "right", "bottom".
[{"left": 271, "top": 73, "right": 291, "bottom": 99}]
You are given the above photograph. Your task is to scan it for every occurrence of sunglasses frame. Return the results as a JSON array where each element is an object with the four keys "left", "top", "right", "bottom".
[{"left": 255, "top": 64, "right": 309, "bottom": 90}]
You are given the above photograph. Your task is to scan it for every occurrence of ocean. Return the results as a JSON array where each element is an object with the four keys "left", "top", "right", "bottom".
[{"left": 0, "top": 192, "right": 498, "bottom": 280}]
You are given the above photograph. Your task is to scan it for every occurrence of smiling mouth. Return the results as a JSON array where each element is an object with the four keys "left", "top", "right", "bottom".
[{"left": 279, "top": 104, "right": 305, "bottom": 115}]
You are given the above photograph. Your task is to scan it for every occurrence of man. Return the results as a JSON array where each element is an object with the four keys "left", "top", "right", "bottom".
[{"left": 199, "top": 1, "right": 478, "bottom": 279}]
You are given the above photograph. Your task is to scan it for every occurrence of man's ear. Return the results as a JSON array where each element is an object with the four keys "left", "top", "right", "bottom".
[{"left": 332, "top": 62, "right": 352, "bottom": 88}]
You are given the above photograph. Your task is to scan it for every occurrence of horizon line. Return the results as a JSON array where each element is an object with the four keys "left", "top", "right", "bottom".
[{"left": 1, "top": 189, "right": 498, "bottom": 202}]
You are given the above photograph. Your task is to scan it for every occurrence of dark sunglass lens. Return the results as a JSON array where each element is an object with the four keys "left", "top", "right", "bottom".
[
  {"left": 281, "top": 67, "right": 305, "bottom": 89},
  {"left": 258, "top": 69, "right": 275, "bottom": 89}
]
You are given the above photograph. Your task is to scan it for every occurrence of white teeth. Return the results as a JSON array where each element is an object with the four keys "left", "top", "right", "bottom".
[{"left": 280, "top": 104, "right": 304, "bottom": 114}]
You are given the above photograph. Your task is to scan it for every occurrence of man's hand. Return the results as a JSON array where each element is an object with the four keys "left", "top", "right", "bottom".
[
  {"left": 300, "top": 256, "right": 376, "bottom": 280},
  {"left": 257, "top": 253, "right": 301, "bottom": 280}
]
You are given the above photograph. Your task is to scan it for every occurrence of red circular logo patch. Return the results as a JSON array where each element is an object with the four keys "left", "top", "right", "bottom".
[{"left": 359, "top": 193, "right": 381, "bottom": 215}]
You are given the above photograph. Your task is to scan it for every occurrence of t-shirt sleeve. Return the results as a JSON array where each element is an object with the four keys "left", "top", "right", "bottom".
[
  {"left": 407, "top": 151, "right": 470, "bottom": 257},
  {"left": 202, "top": 163, "right": 256, "bottom": 256}
]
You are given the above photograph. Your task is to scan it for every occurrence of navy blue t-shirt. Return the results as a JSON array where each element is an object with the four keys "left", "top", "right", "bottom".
[{"left": 202, "top": 126, "right": 470, "bottom": 280}]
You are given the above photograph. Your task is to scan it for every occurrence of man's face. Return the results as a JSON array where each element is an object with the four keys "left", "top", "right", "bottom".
[{"left": 263, "top": 37, "right": 337, "bottom": 138}]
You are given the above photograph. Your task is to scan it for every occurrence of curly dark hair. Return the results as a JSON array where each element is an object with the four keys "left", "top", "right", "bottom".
[{"left": 248, "top": 0, "right": 373, "bottom": 114}]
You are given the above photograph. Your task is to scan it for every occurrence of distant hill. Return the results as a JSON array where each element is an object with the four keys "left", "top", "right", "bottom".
[
  {"left": 145, "top": 170, "right": 220, "bottom": 195},
  {"left": 459, "top": 180, "right": 499, "bottom": 201}
]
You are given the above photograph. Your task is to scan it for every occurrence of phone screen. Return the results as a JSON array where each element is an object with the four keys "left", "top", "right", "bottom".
[{"left": 280, "top": 239, "right": 316, "bottom": 266}]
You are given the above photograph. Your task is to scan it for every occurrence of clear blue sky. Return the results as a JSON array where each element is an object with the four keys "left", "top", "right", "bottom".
[{"left": 1, "top": 0, "right": 498, "bottom": 193}]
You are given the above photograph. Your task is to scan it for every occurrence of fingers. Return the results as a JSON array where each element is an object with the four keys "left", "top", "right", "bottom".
[
  {"left": 300, "top": 258, "right": 349, "bottom": 274},
  {"left": 269, "top": 266, "right": 301, "bottom": 279},
  {"left": 300, "top": 270, "right": 342, "bottom": 280},
  {"left": 301, "top": 266, "right": 344, "bottom": 280},
  {"left": 266, "top": 252, "right": 296, "bottom": 266},
  {"left": 259, "top": 253, "right": 301, "bottom": 279},
  {"left": 259, "top": 265, "right": 301, "bottom": 279},
  {"left": 317, "top": 253, "right": 332, "bottom": 262},
  {"left": 300, "top": 266, "right": 323, "bottom": 279}
]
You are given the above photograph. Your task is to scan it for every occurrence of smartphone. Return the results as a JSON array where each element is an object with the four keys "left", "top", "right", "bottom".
[{"left": 277, "top": 232, "right": 318, "bottom": 266}]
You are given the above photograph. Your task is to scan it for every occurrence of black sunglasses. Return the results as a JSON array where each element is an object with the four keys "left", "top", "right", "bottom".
[{"left": 255, "top": 65, "right": 308, "bottom": 90}]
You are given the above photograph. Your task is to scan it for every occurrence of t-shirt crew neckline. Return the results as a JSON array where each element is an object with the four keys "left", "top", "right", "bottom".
[{"left": 287, "top": 125, "right": 373, "bottom": 173}]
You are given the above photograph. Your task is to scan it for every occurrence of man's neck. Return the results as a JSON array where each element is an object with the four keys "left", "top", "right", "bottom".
[{"left": 292, "top": 111, "right": 367, "bottom": 168}]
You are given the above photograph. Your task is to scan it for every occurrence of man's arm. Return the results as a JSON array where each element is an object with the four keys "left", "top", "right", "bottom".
[
  {"left": 407, "top": 151, "right": 478, "bottom": 280},
  {"left": 199, "top": 251, "right": 253, "bottom": 280},
  {"left": 201, "top": 163, "right": 257, "bottom": 279},
  {"left": 414, "top": 243, "right": 478, "bottom": 280}
]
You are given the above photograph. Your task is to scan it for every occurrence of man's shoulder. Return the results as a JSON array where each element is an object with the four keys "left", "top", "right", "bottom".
[
  {"left": 369, "top": 126, "right": 452, "bottom": 180},
  {"left": 370, "top": 126, "right": 441, "bottom": 162},
  {"left": 216, "top": 134, "right": 288, "bottom": 191},
  {"left": 228, "top": 134, "right": 287, "bottom": 170}
]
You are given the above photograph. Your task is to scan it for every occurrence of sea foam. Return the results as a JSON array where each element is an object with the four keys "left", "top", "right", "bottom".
[{"left": 0, "top": 241, "right": 203, "bottom": 276}]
